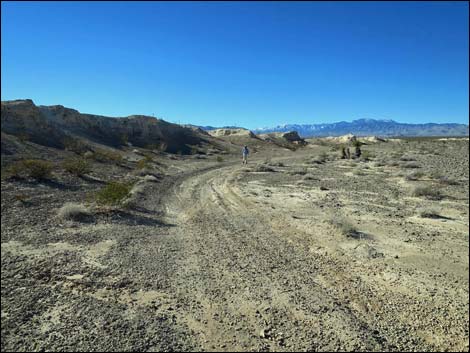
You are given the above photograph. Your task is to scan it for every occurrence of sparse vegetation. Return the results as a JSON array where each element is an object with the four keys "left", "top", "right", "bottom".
[
  {"left": 62, "top": 137, "right": 89, "bottom": 154},
  {"left": 418, "top": 207, "right": 443, "bottom": 219},
  {"left": 94, "top": 181, "right": 134, "bottom": 206},
  {"left": 57, "top": 203, "right": 92, "bottom": 221},
  {"left": 136, "top": 155, "right": 153, "bottom": 169},
  {"left": 412, "top": 185, "right": 443, "bottom": 200},
  {"left": 330, "top": 214, "right": 360, "bottom": 238},
  {"left": 91, "top": 149, "right": 123, "bottom": 163},
  {"left": 5, "top": 159, "right": 54, "bottom": 180},
  {"left": 62, "top": 157, "right": 92, "bottom": 176}
]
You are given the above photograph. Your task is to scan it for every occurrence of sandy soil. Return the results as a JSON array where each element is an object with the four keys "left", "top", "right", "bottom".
[{"left": 1, "top": 138, "right": 469, "bottom": 351}]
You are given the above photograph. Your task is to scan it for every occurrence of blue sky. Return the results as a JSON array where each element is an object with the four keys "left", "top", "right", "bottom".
[{"left": 1, "top": 1, "right": 468, "bottom": 128}]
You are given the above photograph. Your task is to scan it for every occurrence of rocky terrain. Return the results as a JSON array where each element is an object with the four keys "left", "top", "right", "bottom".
[{"left": 1, "top": 102, "right": 469, "bottom": 352}]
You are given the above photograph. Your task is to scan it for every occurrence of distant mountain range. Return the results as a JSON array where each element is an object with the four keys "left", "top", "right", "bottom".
[{"left": 251, "top": 119, "right": 469, "bottom": 138}]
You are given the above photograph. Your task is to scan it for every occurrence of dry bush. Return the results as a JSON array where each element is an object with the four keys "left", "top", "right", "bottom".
[
  {"left": 62, "top": 137, "right": 89, "bottom": 154},
  {"left": 91, "top": 149, "right": 123, "bottom": 163},
  {"left": 6, "top": 159, "right": 54, "bottom": 180},
  {"left": 330, "top": 214, "right": 360, "bottom": 238},
  {"left": 62, "top": 158, "right": 91, "bottom": 176},
  {"left": 136, "top": 155, "right": 153, "bottom": 169},
  {"left": 412, "top": 185, "right": 443, "bottom": 200},
  {"left": 58, "top": 203, "right": 92, "bottom": 221}
]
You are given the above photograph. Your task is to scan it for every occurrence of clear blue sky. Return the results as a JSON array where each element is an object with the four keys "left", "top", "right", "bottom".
[{"left": 1, "top": 1, "right": 468, "bottom": 128}]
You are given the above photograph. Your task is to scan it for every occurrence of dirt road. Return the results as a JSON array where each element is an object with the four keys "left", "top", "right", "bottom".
[{"left": 2, "top": 147, "right": 468, "bottom": 351}]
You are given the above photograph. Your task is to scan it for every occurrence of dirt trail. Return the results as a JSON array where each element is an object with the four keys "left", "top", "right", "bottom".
[
  {"left": 2, "top": 142, "right": 468, "bottom": 352},
  {"left": 144, "top": 159, "right": 466, "bottom": 351}
]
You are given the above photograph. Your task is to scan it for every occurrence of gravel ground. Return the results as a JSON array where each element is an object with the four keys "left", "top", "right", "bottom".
[{"left": 1, "top": 138, "right": 469, "bottom": 351}]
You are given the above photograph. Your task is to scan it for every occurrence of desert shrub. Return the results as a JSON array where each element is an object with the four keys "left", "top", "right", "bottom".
[
  {"left": 216, "top": 156, "right": 224, "bottom": 162},
  {"left": 330, "top": 215, "right": 360, "bottom": 238},
  {"left": 136, "top": 155, "right": 153, "bottom": 169},
  {"left": 63, "top": 157, "right": 91, "bottom": 176},
  {"left": 94, "top": 181, "right": 134, "bottom": 205},
  {"left": 58, "top": 203, "right": 92, "bottom": 221},
  {"left": 418, "top": 207, "right": 442, "bottom": 219},
  {"left": 401, "top": 161, "right": 420, "bottom": 169},
  {"left": 6, "top": 159, "right": 54, "bottom": 180},
  {"left": 412, "top": 185, "right": 443, "bottom": 200},
  {"left": 405, "top": 171, "right": 425, "bottom": 181},
  {"left": 62, "top": 137, "right": 89, "bottom": 154},
  {"left": 92, "top": 149, "right": 123, "bottom": 163}
]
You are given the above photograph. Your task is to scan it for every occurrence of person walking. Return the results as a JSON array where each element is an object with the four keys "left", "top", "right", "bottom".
[{"left": 242, "top": 145, "right": 249, "bottom": 164}]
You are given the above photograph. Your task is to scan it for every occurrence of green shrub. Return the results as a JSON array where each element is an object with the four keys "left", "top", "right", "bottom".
[
  {"left": 216, "top": 156, "right": 224, "bottom": 162},
  {"left": 63, "top": 158, "right": 91, "bottom": 176},
  {"left": 94, "top": 181, "right": 134, "bottom": 206},
  {"left": 6, "top": 159, "right": 54, "bottom": 180}
]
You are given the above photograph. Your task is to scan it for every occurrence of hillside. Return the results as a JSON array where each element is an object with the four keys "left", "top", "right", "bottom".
[{"left": 1, "top": 100, "right": 210, "bottom": 154}]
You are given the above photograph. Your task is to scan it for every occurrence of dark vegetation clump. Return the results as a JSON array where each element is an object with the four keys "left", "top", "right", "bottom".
[
  {"left": 63, "top": 158, "right": 92, "bottom": 176},
  {"left": 94, "top": 181, "right": 134, "bottom": 206},
  {"left": 5, "top": 159, "right": 54, "bottom": 180}
]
